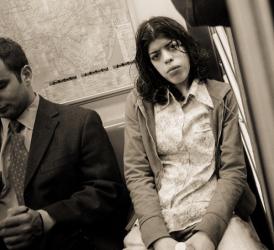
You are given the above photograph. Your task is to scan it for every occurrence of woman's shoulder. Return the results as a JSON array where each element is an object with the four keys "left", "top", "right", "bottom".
[
  {"left": 127, "top": 88, "right": 138, "bottom": 98},
  {"left": 126, "top": 88, "right": 143, "bottom": 104},
  {"left": 206, "top": 79, "right": 232, "bottom": 100},
  {"left": 125, "top": 88, "right": 142, "bottom": 115}
]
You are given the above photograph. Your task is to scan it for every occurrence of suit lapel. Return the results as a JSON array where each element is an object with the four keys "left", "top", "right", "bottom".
[{"left": 25, "top": 97, "right": 59, "bottom": 188}]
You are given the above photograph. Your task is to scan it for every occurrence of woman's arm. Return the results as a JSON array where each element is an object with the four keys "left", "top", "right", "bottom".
[
  {"left": 124, "top": 91, "right": 171, "bottom": 248},
  {"left": 194, "top": 89, "right": 247, "bottom": 247}
]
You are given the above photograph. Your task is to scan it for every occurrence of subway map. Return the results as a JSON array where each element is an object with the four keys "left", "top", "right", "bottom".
[{"left": 0, "top": 0, "right": 136, "bottom": 103}]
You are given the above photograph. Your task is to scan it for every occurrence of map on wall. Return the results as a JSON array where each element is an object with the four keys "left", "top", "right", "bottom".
[{"left": 0, "top": 0, "right": 137, "bottom": 103}]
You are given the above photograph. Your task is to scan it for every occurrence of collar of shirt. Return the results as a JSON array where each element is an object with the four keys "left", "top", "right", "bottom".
[
  {"left": 155, "top": 79, "right": 214, "bottom": 113},
  {"left": 17, "top": 94, "right": 40, "bottom": 130},
  {"left": 188, "top": 79, "right": 214, "bottom": 109},
  {"left": 1, "top": 94, "right": 40, "bottom": 131}
]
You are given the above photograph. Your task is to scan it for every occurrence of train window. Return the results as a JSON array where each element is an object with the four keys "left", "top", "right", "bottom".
[
  {"left": 208, "top": 25, "right": 273, "bottom": 248},
  {"left": 224, "top": 1, "right": 274, "bottom": 248},
  {"left": 172, "top": 0, "right": 273, "bottom": 247}
]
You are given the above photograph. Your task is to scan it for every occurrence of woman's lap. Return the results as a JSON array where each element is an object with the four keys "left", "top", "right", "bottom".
[
  {"left": 217, "top": 216, "right": 267, "bottom": 250},
  {"left": 123, "top": 216, "right": 267, "bottom": 250}
]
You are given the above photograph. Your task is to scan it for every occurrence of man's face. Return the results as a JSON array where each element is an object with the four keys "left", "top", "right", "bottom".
[{"left": 0, "top": 59, "right": 31, "bottom": 119}]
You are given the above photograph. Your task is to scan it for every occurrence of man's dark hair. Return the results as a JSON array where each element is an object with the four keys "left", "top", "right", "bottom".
[
  {"left": 0, "top": 37, "right": 29, "bottom": 82},
  {"left": 135, "top": 16, "right": 209, "bottom": 104}
]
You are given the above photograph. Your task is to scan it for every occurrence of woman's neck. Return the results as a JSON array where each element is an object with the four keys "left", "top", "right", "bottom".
[{"left": 175, "top": 79, "right": 189, "bottom": 97}]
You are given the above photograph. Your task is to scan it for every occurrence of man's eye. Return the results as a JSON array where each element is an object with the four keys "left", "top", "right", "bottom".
[{"left": 0, "top": 80, "right": 9, "bottom": 89}]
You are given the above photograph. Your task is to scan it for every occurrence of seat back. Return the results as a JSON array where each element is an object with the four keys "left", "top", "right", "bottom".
[
  {"left": 106, "top": 123, "right": 136, "bottom": 230},
  {"left": 105, "top": 123, "right": 125, "bottom": 181}
]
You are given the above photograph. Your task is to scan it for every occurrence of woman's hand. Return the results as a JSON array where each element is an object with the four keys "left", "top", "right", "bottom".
[
  {"left": 153, "top": 237, "right": 178, "bottom": 250},
  {"left": 185, "top": 232, "right": 215, "bottom": 250}
]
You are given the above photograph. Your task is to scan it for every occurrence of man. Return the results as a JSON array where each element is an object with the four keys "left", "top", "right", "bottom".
[{"left": 0, "top": 37, "right": 130, "bottom": 250}]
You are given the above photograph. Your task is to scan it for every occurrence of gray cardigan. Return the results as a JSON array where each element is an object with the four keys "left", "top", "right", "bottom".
[{"left": 124, "top": 79, "right": 256, "bottom": 248}]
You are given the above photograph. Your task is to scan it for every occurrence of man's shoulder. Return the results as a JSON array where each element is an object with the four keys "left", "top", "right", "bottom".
[{"left": 38, "top": 96, "right": 99, "bottom": 122}]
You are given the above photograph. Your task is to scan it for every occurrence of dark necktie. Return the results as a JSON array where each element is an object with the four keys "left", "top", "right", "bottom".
[{"left": 8, "top": 120, "right": 28, "bottom": 205}]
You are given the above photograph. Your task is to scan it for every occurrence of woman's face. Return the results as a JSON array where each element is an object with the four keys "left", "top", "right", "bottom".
[{"left": 148, "top": 37, "right": 190, "bottom": 89}]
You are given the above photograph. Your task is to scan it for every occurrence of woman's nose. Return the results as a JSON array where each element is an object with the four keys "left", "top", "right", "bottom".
[{"left": 163, "top": 51, "right": 173, "bottom": 64}]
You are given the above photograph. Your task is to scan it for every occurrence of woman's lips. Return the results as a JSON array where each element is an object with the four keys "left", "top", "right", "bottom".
[{"left": 167, "top": 65, "right": 181, "bottom": 74}]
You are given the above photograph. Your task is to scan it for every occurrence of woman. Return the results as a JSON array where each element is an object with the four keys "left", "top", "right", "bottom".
[{"left": 123, "top": 16, "right": 265, "bottom": 250}]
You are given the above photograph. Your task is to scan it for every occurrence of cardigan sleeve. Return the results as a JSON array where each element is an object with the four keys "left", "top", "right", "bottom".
[
  {"left": 124, "top": 91, "right": 170, "bottom": 248},
  {"left": 194, "top": 89, "right": 247, "bottom": 246}
]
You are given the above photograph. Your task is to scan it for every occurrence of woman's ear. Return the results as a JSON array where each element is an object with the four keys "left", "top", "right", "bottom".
[{"left": 20, "top": 65, "right": 32, "bottom": 85}]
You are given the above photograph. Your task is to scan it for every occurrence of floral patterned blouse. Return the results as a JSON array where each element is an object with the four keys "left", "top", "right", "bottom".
[{"left": 154, "top": 80, "right": 217, "bottom": 232}]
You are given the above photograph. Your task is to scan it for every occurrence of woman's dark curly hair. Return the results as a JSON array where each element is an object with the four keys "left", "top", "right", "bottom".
[{"left": 135, "top": 16, "right": 209, "bottom": 104}]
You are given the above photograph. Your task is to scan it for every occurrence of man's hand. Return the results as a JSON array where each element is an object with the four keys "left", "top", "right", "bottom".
[
  {"left": 185, "top": 231, "right": 215, "bottom": 250},
  {"left": 0, "top": 206, "right": 43, "bottom": 249},
  {"left": 153, "top": 237, "right": 178, "bottom": 250}
]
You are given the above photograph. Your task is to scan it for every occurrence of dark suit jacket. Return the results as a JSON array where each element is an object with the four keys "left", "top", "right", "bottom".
[{"left": 21, "top": 97, "right": 130, "bottom": 250}]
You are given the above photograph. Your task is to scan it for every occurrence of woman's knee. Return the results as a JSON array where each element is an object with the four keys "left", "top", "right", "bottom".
[
  {"left": 218, "top": 216, "right": 266, "bottom": 250},
  {"left": 123, "top": 224, "right": 147, "bottom": 250}
]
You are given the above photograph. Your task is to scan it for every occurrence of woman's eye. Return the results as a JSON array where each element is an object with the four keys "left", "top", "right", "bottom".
[
  {"left": 151, "top": 54, "right": 159, "bottom": 61},
  {"left": 168, "top": 41, "right": 179, "bottom": 50}
]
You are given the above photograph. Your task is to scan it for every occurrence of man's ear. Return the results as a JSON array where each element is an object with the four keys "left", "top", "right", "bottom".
[{"left": 20, "top": 65, "right": 32, "bottom": 85}]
